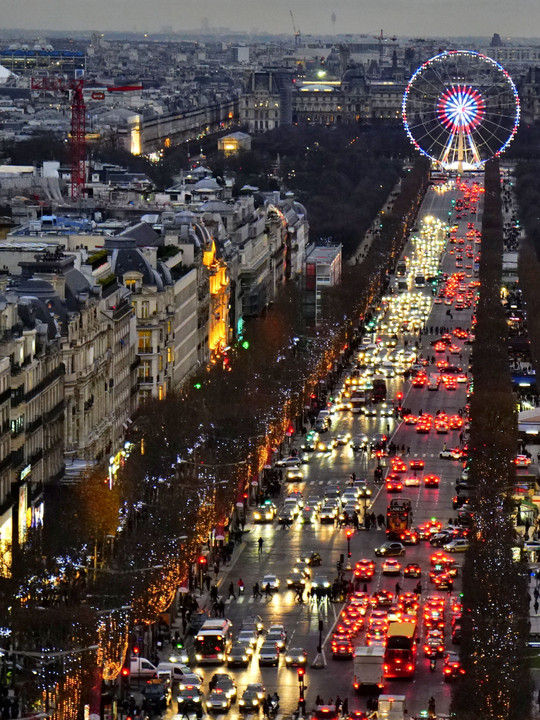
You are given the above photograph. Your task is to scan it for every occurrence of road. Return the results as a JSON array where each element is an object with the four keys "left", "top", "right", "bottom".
[{"left": 146, "top": 174, "right": 483, "bottom": 720}]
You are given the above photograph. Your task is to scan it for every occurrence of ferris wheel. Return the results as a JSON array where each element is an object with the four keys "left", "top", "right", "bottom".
[{"left": 402, "top": 50, "right": 520, "bottom": 171}]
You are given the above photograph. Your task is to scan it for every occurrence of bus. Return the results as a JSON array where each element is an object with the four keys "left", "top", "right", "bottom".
[
  {"left": 396, "top": 259, "right": 407, "bottom": 277},
  {"left": 372, "top": 376, "right": 387, "bottom": 403},
  {"left": 383, "top": 621, "right": 417, "bottom": 678},
  {"left": 350, "top": 390, "right": 367, "bottom": 414},
  {"left": 386, "top": 498, "right": 412, "bottom": 540},
  {"left": 195, "top": 619, "right": 233, "bottom": 664}
]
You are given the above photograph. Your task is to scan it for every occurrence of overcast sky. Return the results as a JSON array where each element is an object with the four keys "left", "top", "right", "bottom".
[{"left": 2, "top": 0, "right": 540, "bottom": 38}]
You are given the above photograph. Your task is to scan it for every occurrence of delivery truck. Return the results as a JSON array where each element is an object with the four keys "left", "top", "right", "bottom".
[{"left": 353, "top": 646, "right": 385, "bottom": 692}]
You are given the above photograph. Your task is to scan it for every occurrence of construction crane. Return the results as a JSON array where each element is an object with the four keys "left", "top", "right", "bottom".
[
  {"left": 30, "top": 77, "right": 143, "bottom": 201},
  {"left": 289, "top": 10, "right": 301, "bottom": 47}
]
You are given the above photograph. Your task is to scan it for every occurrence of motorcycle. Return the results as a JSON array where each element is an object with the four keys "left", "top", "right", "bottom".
[
  {"left": 429, "top": 658, "right": 437, "bottom": 672},
  {"left": 268, "top": 696, "right": 280, "bottom": 717}
]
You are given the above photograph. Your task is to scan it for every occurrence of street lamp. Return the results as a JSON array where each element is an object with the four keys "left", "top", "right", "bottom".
[{"left": 345, "top": 528, "right": 354, "bottom": 570}]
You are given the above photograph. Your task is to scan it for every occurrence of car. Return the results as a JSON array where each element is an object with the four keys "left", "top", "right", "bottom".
[
  {"left": 142, "top": 679, "right": 171, "bottom": 712},
  {"left": 335, "top": 433, "right": 351, "bottom": 445},
  {"left": 404, "top": 475, "right": 420, "bottom": 487},
  {"left": 443, "top": 651, "right": 465, "bottom": 681},
  {"left": 424, "top": 637, "right": 445, "bottom": 658},
  {"left": 242, "top": 615, "right": 264, "bottom": 633},
  {"left": 382, "top": 559, "right": 401, "bottom": 575},
  {"left": 371, "top": 590, "right": 394, "bottom": 608},
  {"left": 284, "top": 648, "right": 308, "bottom": 667},
  {"left": 386, "top": 479, "right": 403, "bottom": 493},
  {"left": 286, "top": 571, "right": 307, "bottom": 590},
  {"left": 177, "top": 685, "right": 203, "bottom": 714},
  {"left": 440, "top": 448, "right": 459, "bottom": 459},
  {"left": 404, "top": 563, "right": 421, "bottom": 578},
  {"left": 258, "top": 642, "right": 280, "bottom": 666},
  {"left": 261, "top": 574, "right": 280, "bottom": 591},
  {"left": 275, "top": 455, "right": 305, "bottom": 468},
  {"left": 331, "top": 633, "right": 354, "bottom": 658},
  {"left": 237, "top": 629, "right": 258, "bottom": 648},
  {"left": 316, "top": 438, "right": 337, "bottom": 452},
  {"left": 399, "top": 529, "right": 419, "bottom": 545},
  {"left": 253, "top": 502, "right": 277, "bottom": 522},
  {"left": 444, "top": 539, "right": 470, "bottom": 553},
  {"left": 239, "top": 684, "right": 265, "bottom": 712},
  {"left": 410, "top": 459, "right": 425, "bottom": 470},
  {"left": 285, "top": 468, "right": 304, "bottom": 482},
  {"left": 311, "top": 575, "right": 332, "bottom": 590},
  {"left": 319, "top": 505, "right": 338, "bottom": 523},
  {"left": 374, "top": 542, "right": 405, "bottom": 557},
  {"left": 206, "top": 690, "right": 232, "bottom": 712},
  {"left": 267, "top": 626, "right": 287, "bottom": 649},
  {"left": 424, "top": 474, "right": 440, "bottom": 488},
  {"left": 227, "top": 643, "right": 251, "bottom": 667}
]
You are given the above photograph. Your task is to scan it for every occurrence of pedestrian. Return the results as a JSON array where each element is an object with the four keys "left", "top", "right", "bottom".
[
  {"left": 258, "top": 537, "right": 264, "bottom": 555},
  {"left": 534, "top": 587, "right": 539, "bottom": 602},
  {"left": 364, "top": 513, "right": 371, "bottom": 530},
  {"left": 213, "top": 562, "right": 219, "bottom": 579},
  {"left": 395, "top": 581, "right": 401, "bottom": 597},
  {"left": 335, "top": 696, "right": 342, "bottom": 714},
  {"left": 204, "top": 574, "right": 211, "bottom": 592},
  {"left": 228, "top": 581, "right": 235, "bottom": 599},
  {"left": 210, "top": 585, "right": 218, "bottom": 603},
  {"left": 342, "top": 698, "right": 349, "bottom": 718},
  {"left": 537, "top": 687, "right": 540, "bottom": 713},
  {"left": 316, "top": 696, "right": 323, "bottom": 707},
  {"left": 218, "top": 598, "right": 225, "bottom": 617},
  {"left": 240, "top": 516, "right": 246, "bottom": 531},
  {"left": 238, "top": 578, "right": 245, "bottom": 594},
  {"left": 377, "top": 513, "right": 385, "bottom": 529},
  {"left": 428, "top": 696, "right": 436, "bottom": 719},
  {"left": 262, "top": 698, "right": 269, "bottom": 718},
  {"left": 253, "top": 582, "right": 261, "bottom": 599},
  {"left": 535, "top": 599, "right": 539, "bottom": 615},
  {"left": 265, "top": 582, "right": 272, "bottom": 599}
]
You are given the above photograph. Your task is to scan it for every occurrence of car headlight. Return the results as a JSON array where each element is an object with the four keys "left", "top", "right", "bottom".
[
  {"left": 285, "top": 656, "right": 292, "bottom": 663},
  {"left": 239, "top": 700, "right": 245, "bottom": 706},
  {"left": 195, "top": 654, "right": 202, "bottom": 660}
]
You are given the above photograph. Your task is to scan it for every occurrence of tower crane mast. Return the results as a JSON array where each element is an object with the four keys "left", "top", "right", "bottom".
[{"left": 289, "top": 10, "right": 301, "bottom": 47}]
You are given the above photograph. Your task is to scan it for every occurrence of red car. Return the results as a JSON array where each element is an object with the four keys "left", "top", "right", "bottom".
[
  {"left": 386, "top": 479, "right": 403, "bottom": 493},
  {"left": 409, "top": 459, "right": 425, "bottom": 470},
  {"left": 443, "top": 652, "right": 465, "bottom": 680},
  {"left": 424, "top": 474, "right": 440, "bottom": 488},
  {"left": 331, "top": 633, "right": 353, "bottom": 658}
]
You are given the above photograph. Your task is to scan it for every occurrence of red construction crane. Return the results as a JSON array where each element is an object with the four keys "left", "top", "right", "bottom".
[
  {"left": 31, "top": 78, "right": 143, "bottom": 201},
  {"left": 31, "top": 77, "right": 86, "bottom": 201}
]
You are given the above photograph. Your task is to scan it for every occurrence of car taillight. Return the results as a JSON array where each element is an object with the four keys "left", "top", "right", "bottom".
[{"left": 407, "top": 664, "right": 413, "bottom": 671}]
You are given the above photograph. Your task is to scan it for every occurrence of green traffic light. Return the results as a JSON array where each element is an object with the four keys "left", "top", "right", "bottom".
[
  {"left": 194, "top": 382, "right": 202, "bottom": 390},
  {"left": 242, "top": 341, "right": 250, "bottom": 350}
]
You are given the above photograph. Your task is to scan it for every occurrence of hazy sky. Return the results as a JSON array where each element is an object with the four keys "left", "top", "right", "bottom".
[{"left": 2, "top": 0, "right": 540, "bottom": 38}]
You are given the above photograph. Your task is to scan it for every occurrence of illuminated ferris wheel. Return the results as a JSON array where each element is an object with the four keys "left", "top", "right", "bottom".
[{"left": 402, "top": 50, "right": 520, "bottom": 171}]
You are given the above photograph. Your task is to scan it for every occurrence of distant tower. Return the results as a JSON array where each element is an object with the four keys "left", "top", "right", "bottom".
[{"left": 331, "top": 12, "right": 337, "bottom": 34}]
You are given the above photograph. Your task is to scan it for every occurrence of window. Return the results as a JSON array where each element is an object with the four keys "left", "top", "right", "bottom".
[
  {"left": 139, "top": 301, "right": 150, "bottom": 319},
  {"left": 138, "top": 330, "right": 152, "bottom": 353},
  {"left": 167, "top": 347, "right": 173, "bottom": 363},
  {"left": 138, "top": 360, "right": 151, "bottom": 380},
  {"left": 125, "top": 279, "right": 136, "bottom": 290},
  {"left": 158, "top": 385, "right": 164, "bottom": 401}
]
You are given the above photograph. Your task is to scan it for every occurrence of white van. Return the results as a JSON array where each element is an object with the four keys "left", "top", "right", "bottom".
[
  {"left": 130, "top": 656, "right": 158, "bottom": 678},
  {"left": 156, "top": 662, "right": 202, "bottom": 686},
  {"left": 427, "top": 374, "right": 439, "bottom": 391}
]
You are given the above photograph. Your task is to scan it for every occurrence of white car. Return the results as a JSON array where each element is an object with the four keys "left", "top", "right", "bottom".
[
  {"left": 261, "top": 574, "right": 280, "bottom": 591},
  {"left": 404, "top": 475, "right": 421, "bottom": 487},
  {"left": 440, "top": 448, "right": 458, "bottom": 459},
  {"left": 276, "top": 456, "right": 305, "bottom": 467}
]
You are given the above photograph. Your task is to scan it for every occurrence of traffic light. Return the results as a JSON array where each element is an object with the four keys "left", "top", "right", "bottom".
[
  {"left": 198, "top": 556, "right": 207, "bottom": 566},
  {"left": 297, "top": 667, "right": 305, "bottom": 680},
  {"left": 132, "top": 645, "right": 140, "bottom": 655},
  {"left": 194, "top": 382, "right": 202, "bottom": 390},
  {"left": 121, "top": 666, "right": 130, "bottom": 677},
  {"left": 346, "top": 529, "right": 354, "bottom": 539}
]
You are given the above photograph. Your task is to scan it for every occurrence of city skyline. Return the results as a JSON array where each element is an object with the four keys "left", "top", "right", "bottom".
[{"left": 2, "top": 0, "right": 540, "bottom": 38}]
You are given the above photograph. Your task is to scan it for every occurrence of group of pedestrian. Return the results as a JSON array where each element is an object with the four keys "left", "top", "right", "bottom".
[{"left": 314, "top": 696, "right": 349, "bottom": 716}]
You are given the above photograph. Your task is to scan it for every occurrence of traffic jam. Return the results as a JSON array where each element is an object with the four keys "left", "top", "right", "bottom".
[{"left": 133, "top": 177, "right": 484, "bottom": 720}]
